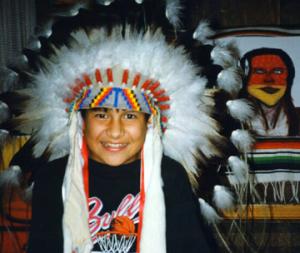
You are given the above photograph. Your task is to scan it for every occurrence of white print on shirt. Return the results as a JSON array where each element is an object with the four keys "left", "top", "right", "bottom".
[{"left": 89, "top": 193, "right": 140, "bottom": 242}]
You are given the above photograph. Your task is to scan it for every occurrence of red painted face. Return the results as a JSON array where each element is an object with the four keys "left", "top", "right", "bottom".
[{"left": 247, "top": 54, "right": 288, "bottom": 106}]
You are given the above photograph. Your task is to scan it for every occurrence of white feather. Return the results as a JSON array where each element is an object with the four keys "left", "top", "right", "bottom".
[
  {"left": 26, "top": 36, "right": 41, "bottom": 51},
  {"left": 193, "top": 20, "right": 215, "bottom": 43},
  {"left": 0, "top": 129, "right": 9, "bottom": 147},
  {"left": 211, "top": 45, "right": 236, "bottom": 67},
  {"left": 228, "top": 156, "right": 249, "bottom": 183},
  {"left": 217, "top": 67, "right": 242, "bottom": 95},
  {"left": 165, "top": 0, "right": 183, "bottom": 29},
  {"left": 226, "top": 99, "right": 255, "bottom": 123},
  {"left": 23, "top": 182, "right": 34, "bottom": 201},
  {"left": 95, "top": 0, "right": 115, "bottom": 6},
  {"left": 230, "top": 129, "right": 254, "bottom": 153},
  {"left": 198, "top": 198, "right": 222, "bottom": 224},
  {"left": 0, "top": 165, "right": 21, "bottom": 188},
  {"left": 135, "top": 0, "right": 143, "bottom": 3},
  {"left": 213, "top": 185, "right": 234, "bottom": 210},
  {"left": 36, "top": 20, "right": 54, "bottom": 38},
  {"left": 54, "top": 2, "right": 88, "bottom": 16},
  {"left": 0, "top": 101, "right": 10, "bottom": 124},
  {"left": 0, "top": 67, "right": 19, "bottom": 93}
]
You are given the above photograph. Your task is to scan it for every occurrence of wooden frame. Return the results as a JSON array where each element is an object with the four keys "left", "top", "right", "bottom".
[{"left": 223, "top": 204, "right": 300, "bottom": 220}]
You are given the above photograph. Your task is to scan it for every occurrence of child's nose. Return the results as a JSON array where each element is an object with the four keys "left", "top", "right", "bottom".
[{"left": 107, "top": 118, "right": 123, "bottom": 138}]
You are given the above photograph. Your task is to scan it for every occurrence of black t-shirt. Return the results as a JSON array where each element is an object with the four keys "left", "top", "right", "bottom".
[
  {"left": 88, "top": 158, "right": 140, "bottom": 252},
  {"left": 27, "top": 156, "right": 219, "bottom": 253}
]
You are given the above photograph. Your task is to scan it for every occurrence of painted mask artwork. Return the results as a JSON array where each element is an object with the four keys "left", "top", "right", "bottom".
[{"left": 241, "top": 48, "right": 300, "bottom": 136}]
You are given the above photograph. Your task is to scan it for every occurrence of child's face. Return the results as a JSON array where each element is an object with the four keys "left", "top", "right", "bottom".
[{"left": 83, "top": 108, "right": 148, "bottom": 166}]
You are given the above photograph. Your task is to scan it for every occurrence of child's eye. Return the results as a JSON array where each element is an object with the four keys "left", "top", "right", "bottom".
[
  {"left": 95, "top": 113, "right": 108, "bottom": 119},
  {"left": 124, "top": 113, "right": 137, "bottom": 119}
]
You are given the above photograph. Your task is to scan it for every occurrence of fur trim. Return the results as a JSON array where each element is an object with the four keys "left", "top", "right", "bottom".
[
  {"left": 193, "top": 20, "right": 214, "bottom": 43},
  {"left": 165, "top": 0, "right": 183, "bottom": 29},
  {"left": 230, "top": 129, "right": 254, "bottom": 153},
  {"left": 213, "top": 185, "right": 234, "bottom": 210},
  {"left": 198, "top": 198, "right": 222, "bottom": 224},
  {"left": 140, "top": 116, "right": 166, "bottom": 253},
  {"left": 228, "top": 156, "right": 249, "bottom": 183},
  {"left": 217, "top": 67, "right": 242, "bottom": 95},
  {"left": 226, "top": 99, "right": 255, "bottom": 123}
]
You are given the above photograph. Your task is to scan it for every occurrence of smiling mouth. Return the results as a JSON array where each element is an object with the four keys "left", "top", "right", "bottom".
[
  {"left": 102, "top": 142, "right": 127, "bottom": 151},
  {"left": 260, "top": 87, "right": 280, "bottom": 94}
]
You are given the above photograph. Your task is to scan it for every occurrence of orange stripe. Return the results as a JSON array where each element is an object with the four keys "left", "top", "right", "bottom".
[
  {"left": 159, "top": 104, "right": 170, "bottom": 110},
  {"left": 95, "top": 69, "right": 103, "bottom": 83},
  {"left": 123, "top": 89, "right": 138, "bottom": 111},
  {"left": 83, "top": 74, "right": 92, "bottom": 86},
  {"left": 148, "top": 81, "right": 160, "bottom": 92},
  {"left": 82, "top": 136, "right": 89, "bottom": 201},
  {"left": 153, "top": 89, "right": 165, "bottom": 98},
  {"left": 132, "top": 73, "right": 141, "bottom": 87},
  {"left": 122, "top": 69, "right": 129, "bottom": 84},
  {"left": 107, "top": 68, "right": 113, "bottom": 83},
  {"left": 156, "top": 96, "right": 170, "bottom": 102},
  {"left": 137, "top": 148, "right": 145, "bottom": 253},
  {"left": 254, "top": 141, "right": 300, "bottom": 149},
  {"left": 141, "top": 79, "right": 152, "bottom": 90}
]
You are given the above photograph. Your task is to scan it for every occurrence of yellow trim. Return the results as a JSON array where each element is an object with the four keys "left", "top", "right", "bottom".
[
  {"left": 0, "top": 136, "right": 30, "bottom": 172},
  {"left": 223, "top": 204, "right": 300, "bottom": 220}
]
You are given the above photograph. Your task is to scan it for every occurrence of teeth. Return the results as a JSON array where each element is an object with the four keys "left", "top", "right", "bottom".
[{"left": 103, "top": 143, "right": 126, "bottom": 148}]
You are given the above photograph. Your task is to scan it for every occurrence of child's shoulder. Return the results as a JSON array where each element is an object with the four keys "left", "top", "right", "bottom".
[
  {"left": 33, "top": 156, "right": 68, "bottom": 184},
  {"left": 161, "top": 155, "right": 189, "bottom": 181}
]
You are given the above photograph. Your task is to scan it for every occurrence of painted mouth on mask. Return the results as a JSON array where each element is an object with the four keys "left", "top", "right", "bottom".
[{"left": 260, "top": 87, "right": 280, "bottom": 94}]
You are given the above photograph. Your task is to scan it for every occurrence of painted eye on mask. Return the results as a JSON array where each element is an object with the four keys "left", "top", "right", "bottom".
[
  {"left": 272, "top": 68, "right": 285, "bottom": 75},
  {"left": 253, "top": 68, "right": 266, "bottom": 74}
]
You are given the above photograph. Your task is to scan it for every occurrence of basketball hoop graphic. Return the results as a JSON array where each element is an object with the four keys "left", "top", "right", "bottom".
[{"left": 96, "top": 216, "right": 137, "bottom": 253}]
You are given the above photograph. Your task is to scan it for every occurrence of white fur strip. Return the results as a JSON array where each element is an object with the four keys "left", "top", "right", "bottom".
[
  {"left": 62, "top": 112, "right": 93, "bottom": 253},
  {"left": 140, "top": 117, "right": 166, "bottom": 253}
]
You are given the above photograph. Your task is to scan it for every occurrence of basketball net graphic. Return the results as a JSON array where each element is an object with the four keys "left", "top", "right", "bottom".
[{"left": 96, "top": 216, "right": 137, "bottom": 253}]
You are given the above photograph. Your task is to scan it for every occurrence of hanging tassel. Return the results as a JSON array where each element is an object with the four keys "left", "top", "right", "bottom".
[
  {"left": 217, "top": 67, "right": 242, "bottom": 95},
  {"left": 193, "top": 20, "right": 215, "bottom": 44},
  {"left": 62, "top": 111, "right": 93, "bottom": 253},
  {"left": 198, "top": 198, "right": 221, "bottom": 224},
  {"left": 140, "top": 115, "right": 166, "bottom": 253},
  {"left": 165, "top": 0, "right": 183, "bottom": 30},
  {"left": 230, "top": 129, "right": 254, "bottom": 153},
  {"left": 213, "top": 185, "right": 234, "bottom": 210},
  {"left": 226, "top": 99, "right": 255, "bottom": 123},
  {"left": 228, "top": 156, "right": 249, "bottom": 184}
]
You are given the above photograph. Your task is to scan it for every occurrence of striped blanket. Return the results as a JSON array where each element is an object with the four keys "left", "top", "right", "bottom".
[{"left": 228, "top": 137, "right": 300, "bottom": 203}]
